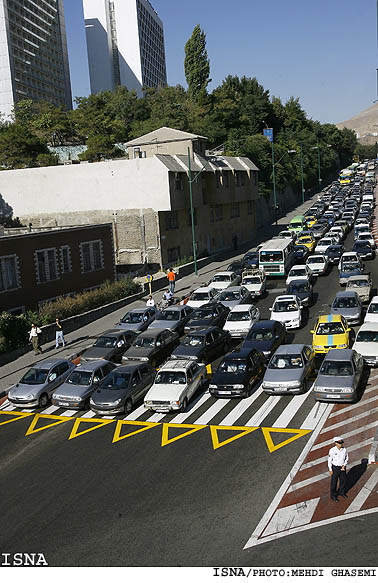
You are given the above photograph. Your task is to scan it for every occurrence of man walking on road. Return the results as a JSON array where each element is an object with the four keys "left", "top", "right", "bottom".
[
  {"left": 167, "top": 268, "right": 176, "bottom": 294},
  {"left": 29, "top": 324, "right": 42, "bottom": 354},
  {"left": 328, "top": 436, "right": 348, "bottom": 502},
  {"left": 55, "top": 318, "right": 65, "bottom": 348}
]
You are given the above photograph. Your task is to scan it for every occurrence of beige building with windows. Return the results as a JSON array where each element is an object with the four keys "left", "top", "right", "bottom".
[{"left": 0, "top": 128, "right": 259, "bottom": 268}]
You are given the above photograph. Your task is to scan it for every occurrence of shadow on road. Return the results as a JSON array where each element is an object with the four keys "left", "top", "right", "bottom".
[{"left": 344, "top": 459, "right": 368, "bottom": 495}]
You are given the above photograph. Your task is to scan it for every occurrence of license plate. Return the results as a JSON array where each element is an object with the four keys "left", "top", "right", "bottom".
[
  {"left": 58, "top": 401, "right": 70, "bottom": 407},
  {"left": 327, "top": 394, "right": 341, "bottom": 398},
  {"left": 217, "top": 390, "right": 230, "bottom": 395}
]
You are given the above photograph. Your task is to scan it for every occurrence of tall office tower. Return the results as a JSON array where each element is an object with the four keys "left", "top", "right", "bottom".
[
  {"left": 83, "top": 0, "right": 167, "bottom": 97},
  {"left": 0, "top": 0, "right": 72, "bottom": 119}
]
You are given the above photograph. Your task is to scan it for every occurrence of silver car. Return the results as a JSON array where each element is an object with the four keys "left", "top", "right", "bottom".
[
  {"left": 313, "top": 349, "right": 364, "bottom": 402},
  {"left": 214, "top": 286, "right": 251, "bottom": 310},
  {"left": 147, "top": 305, "right": 194, "bottom": 335},
  {"left": 262, "top": 344, "right": 315, "bottom": 394},
  {"left": 52, "top": 360, "right": 117, "bottom": 410},
  {"left": 346, "top": 274, "right": 372, "bottom": 304},
  {"left": 331, "top": 290, "right": 362, "bottom": 325},
  {"left": 115, "top": 307, "right": 157, "bottom": 332},
  {"left": 7, "top": 358, "right": 76, "bottom": 408}
]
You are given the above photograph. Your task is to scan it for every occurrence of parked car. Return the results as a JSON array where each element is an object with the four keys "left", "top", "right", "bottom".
[
  {"left": 352, "top": 240, "right": 374, "bottom": 260},
  {"left": 122, "top": 328, "right": 180, "bottom": 367},
  {"left": 184, "top": 302, "right": 229, "bottom": 333},
  {"left": 242, "top": 320, "right": 287, "bottom": 359},
  {"left": 186, "top": 286, "right": 219, "bottom": 308},
  {"left": 364, "top": 296, "right": 378, "bottom": 323},
  {"left": 241, "top": 268, "right": 267, "bottom": 297},
  {"left": 170, "top": 327, "right": 230, "bottom": 363},
  {"left": 353, "top": 322, "right": 378, "bottom": 367},
  {"left": 7, "top": 358, "right": 76, "bottom": 408},
  {"left": 215, "top": 286, "right": 252, "bottom": 310},
  {"left": 306, "top": 254, "right": 329, "bottom": 276},
  {"left": 346, "top": 274, "right": 372, "bottom": 303},
  {"left": 339, "top": 262, "right": 364, "bottom": 286},
  {"left": 144, "top": 359, "right": 207, "bottom": 412},
  {"left": 331, "top": 290, "right": 362, "bottom": 325},
  {"left": 209, "top": 348, "right": 265, "bottom": 398},
  {"left": 52, "top": 360, "right": 116, "bottom": 410},
  {"left": 311, "top": 314, "right": 350, "bottom": 355},
  {"left": 209, "top": 271, "right": 240, "bottom": 291},
  {"left": 262, "top": 344, "right": 315, "bottom": 394},
  {"left": 286, "top": 264, "right": 312, "bottom": 285},
  {"left": 81, "top": 329, "right": 137, "bottom": 363},
  {"left": 313, "top": 349, "right": 363, "bottom": 402},
  {"left": 269, "top": 295, "right": 302, "bottom": 329},
  {"left": 115, "top": 307, "right": 157, "bottom": 332},
  {"left": 286, "top": 279, "right": 313, "bottom": 307},
  {"left": 223, "top": 304, "right": 260, "bottom": 338},
  {"left": 147, "top": 305, "right": 194, "bottom": 335},
  {"left": 89, "top": 362, "right": 156, "bottom": 415}
]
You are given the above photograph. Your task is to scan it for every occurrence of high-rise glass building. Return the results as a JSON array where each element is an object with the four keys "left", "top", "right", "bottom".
[
  {"left": 83, "top": 0, "right": 167, "bottom": 97},
  {"left": 0, "top": 0, "right": 72, "bottom": 118}
]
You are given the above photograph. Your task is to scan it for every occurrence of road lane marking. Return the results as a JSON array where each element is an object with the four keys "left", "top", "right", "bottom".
[
  {"left": 345, "top": 471, "right": 378, "bottom": 514},
  {"left": 59, "top": 409, "right": 79, "bottom": 417},
  {"left": 194, "top": 398, "right": 231, "bottom": 426},
  {"left": 161, "top": 423, "right": 206, "bottom": 446},
  {"left": 261, "top": 427, "right": 311, "bottom": 453},
  {"left": 68, "top": 417, "right": 114, "bottom": 440},
  {"left": 123, "top": 403, "right": 146, "bottom": 420},
  {"left": 300, "top": 438, "right": 374, "bottom": 471},
  {"left": 263, "top": 497, "right": 320, "bottom": 536},
  {"left": 209, "top": 425, "right": 258, "bottom": 450},
  {"left": 80, "top": 410, "right": 97, "bottom": 418},
  {"left": 300, "top": 402, "right": 330, "bottom": 430},
  {"left": 42, "top": 405, "right": 60, "bottom": 415},
  {"left": 245, "top": 395, "right": 281, "bottom": 427},
  {"left": 112, "top": 420, "right": 160, "bottom": 443},
  {"left": 25, "top": 413, "right": 72, "bottom": 435},
  {"left": 169, "top": 392, "right": 212, "bottom": 424},
  {"left": 272, "top": 389, "right": 313, "bottom": 428},
  {"left": 218, "top": 387, "right": 263, "bottom": 426}
]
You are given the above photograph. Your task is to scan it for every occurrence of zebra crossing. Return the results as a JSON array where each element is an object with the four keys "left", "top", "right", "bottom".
[{"left": 0, "top": 382, "right": 324, "bottom": 432}]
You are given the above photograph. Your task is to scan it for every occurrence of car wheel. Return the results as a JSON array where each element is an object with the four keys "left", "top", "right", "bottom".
[
  {"left": 125, "top": 399, "right": 133, "bottom": 414},
  {"left": 38, "top": 393, "right": 49, "bottom": 408},
  {"left": 181, "top": 397, "right": 188, "bottom": 411}
]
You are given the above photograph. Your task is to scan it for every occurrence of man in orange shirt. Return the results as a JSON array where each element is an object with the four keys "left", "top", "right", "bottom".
[{"left": 167, "top": 268, "right": 176, "bottom": 294}]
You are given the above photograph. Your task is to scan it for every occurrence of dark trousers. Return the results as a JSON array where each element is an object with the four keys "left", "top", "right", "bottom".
[{"left": 330, "top": 464, "right": 346, "bottom": 498}]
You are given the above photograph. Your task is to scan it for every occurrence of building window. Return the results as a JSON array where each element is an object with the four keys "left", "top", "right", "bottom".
[
  {"left": 167, "top": 246, "right": 180, "bottom": 263},
  {"left": 187, "top": 208, "right": 197, "bottom": 226},
  {"left": 231, "top": 203, "right": 240, "bottom": 218},
  {"left": 174, "top": 172, "right": 184, "bottom": 191},
  {"left": 80, "top": 240, "right": 104, "bottom": 273},
  {"left": 35, "top": 248, "right": 59, "bottom": 284},
  {"left": 247, "top": 200, "right": 254, "bottom": 215},
  {"left": 60, "top": 246, "right": 71, "bottom": 273},
  {"left": 215, "top": 205, "right": 223, "bottom": 222},
  {"left": 165, "top": 211, "right": 178, "bottom": 230},
  {"left": 222, "top": 172, "right": 230, "bottom": 187},
  {"left": 0, "top": 255, "right": 20, "bottom": 292}
]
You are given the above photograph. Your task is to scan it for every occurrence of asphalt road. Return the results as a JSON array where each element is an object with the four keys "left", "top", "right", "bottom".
[{"left": 1, "top": 223, "right": 378, "bottom": 567}]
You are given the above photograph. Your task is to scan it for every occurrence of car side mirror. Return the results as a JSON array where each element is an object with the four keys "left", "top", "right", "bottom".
[
  {"left": 269, "top": 307, "right": 272, "bottom": 311},
  {"left": 346, "top": 328, "right": 351, "bottom": 333},
  {"left": 156, "top": 341, "right": 161, "bottom": 347},
  {"left": 310, "top": 330, "right": 315, "bottom": 334}
]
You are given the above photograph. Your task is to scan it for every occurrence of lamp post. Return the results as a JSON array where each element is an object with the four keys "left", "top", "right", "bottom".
[
  {"left": 187, "top": 147, "right": 205, "bottom": 276},
  {"left": 311, "top": 146, "right": 322, "bottom": 191},
  {"left": 272, "top": 148, "right": 297, "bottom": 223}
]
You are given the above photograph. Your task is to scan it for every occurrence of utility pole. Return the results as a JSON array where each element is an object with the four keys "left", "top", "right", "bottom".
[{"left": 187, "top": 147, "right": 199, "bottom": 275}]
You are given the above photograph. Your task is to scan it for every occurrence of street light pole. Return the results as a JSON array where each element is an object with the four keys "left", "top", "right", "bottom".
[
  {"left": 317, "top": 146, "right": 321, "bottom": 190},
  {"left": 271, "top": 140, "right": 277, "bottom": 224},
  {"left": 300, "top": 142, "right": 305, "bottom": 204}
]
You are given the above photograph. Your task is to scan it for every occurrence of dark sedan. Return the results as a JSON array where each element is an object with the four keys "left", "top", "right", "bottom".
[
  {"left": 242, "top": 319, "right": 287, "bottom": 359},
  {"left": 310, "top": 223, "right": 329, "bottom": 240},
  {"left": 325, "top": 244, "right": 344, "bottom": 265},
  {"left": 171, "top": 326, "right": 230, "bottom": 363},
  {"left": 209, "top": 348, "right": 265, "bottom": 398},
  {"left": 90, "top": 363, "right": 156, "bottom": 415},
  {"left": 226, "top": 260, "right": 245, "bottom": 277},
  {"left": 122, "top": 328, "right": 180, "bottom": 367},
  {"left": 184, "top": 302, "right": 230, "bottom": 333},
  {"left": 243, "top": 251, "right": 259, "bottom": 268},
  {"left": 352, "top": 239, "right": 375, "bottom": 260},
  {"left": 80, "top": 330, "right": 137, "bottom": 363},
  {"left": 286, "top": 279, "right": 313, "bottom": 307},
  {"left": 292, "top": 245, "right": 310, "bottom": 263}
]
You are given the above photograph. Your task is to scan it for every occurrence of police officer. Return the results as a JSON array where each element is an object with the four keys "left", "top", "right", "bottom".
[{"left": 328, "top": 436, "right": 348, "bottom": 502}]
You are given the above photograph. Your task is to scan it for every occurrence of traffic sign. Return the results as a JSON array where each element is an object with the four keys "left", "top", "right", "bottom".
[
  {"left": 145, "top": 274, "right": 153, "bottom": 283},
  {"left": 263, "top": 128, "right": 274, "bottom": 143}
]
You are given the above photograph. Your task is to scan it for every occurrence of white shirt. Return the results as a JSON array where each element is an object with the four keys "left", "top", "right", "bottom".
[
  {"left": 146, "top": 299, "right": 155, "bottom": 307},
  {"left": 29, "top": 327, "right": 41, "bottom": 339},
  {"left": 328, "top": 445, "right": 348, "bottom": 471}
]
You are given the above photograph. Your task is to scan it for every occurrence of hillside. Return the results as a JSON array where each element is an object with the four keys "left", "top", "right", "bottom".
[{"left": 336, "top": 102, "right": 378, "bottom": 144}]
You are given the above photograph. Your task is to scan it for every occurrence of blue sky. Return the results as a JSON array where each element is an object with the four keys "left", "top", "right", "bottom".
[{"left": 63, "top": 0, "right": 378, "bottom": 124}]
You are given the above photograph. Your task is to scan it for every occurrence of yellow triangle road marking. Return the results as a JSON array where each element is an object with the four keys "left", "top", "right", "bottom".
[
  {"left": 25, "top": 414, "right": 72, "bottom": 436},
  {"left": 261, "top": 427, "right": 311, "bottom": 453},
  {"left": 112, "top": 420, "right": 160, "bottom": 443},
  {"left": 161, "top": 423, "right": 206, "bottom": 447},
  {"left": 210, "top": 425, "right": 259, "bottom": 450},
  {"left": 68, "top": 417, "right": 115, "bottom": 440},
  {"left": 0, "top": 410, "right": 33, "bottom": 426}
]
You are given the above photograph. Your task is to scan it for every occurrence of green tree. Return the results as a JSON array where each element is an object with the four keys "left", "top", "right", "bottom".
[
  {"left": 184, "top": 24, "right": 211, "bottom": 102},
  {"left": 78, "top": 134, "right": 123, "bottom": 162},
  {"left": 0, "top": 123, "right": 57, "bottom": 169}
]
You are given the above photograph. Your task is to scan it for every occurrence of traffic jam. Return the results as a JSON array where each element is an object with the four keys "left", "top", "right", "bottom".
[{"left": 2, "top": 159, "right": 378, "bottom": 428}]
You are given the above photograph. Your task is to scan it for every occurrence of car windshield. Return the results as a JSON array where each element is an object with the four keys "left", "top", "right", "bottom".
[
  {"left": 300, "top": 237, "right": 312, "bottom": 243},
  {"left": 320, "top": 361, "right": 353, "bottom": 376},
  {"left": 212, "top": 274, "right": 231, "bottom": 282},
  {"left": 219, "top": 291, "right": 240, "bottom": 301},
  {"left": 248, "top": 327, "right": 273, "bottom": 340},
  {"left": 308, "top": 257, "right": 324, "bottom": 264},
  {"left": 243, "top": 277, "right": 260, "bottom": 285},
  {"left": 356, "top": 331, "right": 378, "bottom": 343},
  {"left": 342, "top": 263, "right": 360, "bottom": 273},
  {"left": 290, "top": 268, "right": 306, "bottom": 277},
  {"left": 294, "top": 246, "right": 307, "bottom": 254},
  {"left": 320, "top": 239, "right": 332, "bottom": 245},
  {"left": 273, "top": 300, "right": 298, "bottom": 312},
  {"left": 182, "top": 335, "right": 204, "bottom": 347},
  {"left": 360, "top": 234, "right": 372, "bottom": 240},
  {"left": 260, "top": 251, "right": 283, "bottom": 262},
  {"left": 354, "top": 242, "right": 369, "bottom": 249},
  {"left": 156, "top": 310, "right": 180, "bottom": 321},
  {"left": 333, "top": 297, "right": 358, "bottom": 309},
  {"left": 94, "top": 336, "right": 117, "bottom": 348},
  {"left": 66, "top": 371, "right": 92, "bottom": 386},
  {"left": 191, "top": 308, "right": 214, "bottom": 320},
  {"left": 368, "top": 303, "right": 378, "bottom": 313},
  {"left": 133, "top": 336, "right": 155, "bottom": 348},
  {"left": 20, "top": 368, "right": 49, "bottom": 385},
  {"left": 245, "top": 253, "right": 258, "bottom": 260},
  {"left": 155, "top": 371, "right": 187, "bottom": 384},
  {"left": 121, "top": 312, "right": 143, "bottom": 324},
  {"left": 102, "top": 372, "right": 131, "bottom": 389},
  {"left": 289, "top": 282, "right": 309, "bottom": 293},
  {"left": 219, "top": 360, "right": 247, "bottom": 373},
  {"left": 269, "top": 354, "right": 303, "bottom": 369},
  {"left": 228, "top": 311, "right": 251, "bottom": 322},
  {"left": 316, "top": 322, "right": 345, "bottom": 335},
  {"left": 191, "top": 292, "right": 210, "bottom": 301},
  {"left": 347, "top": 280, "right": 368, "bottom": 288}
]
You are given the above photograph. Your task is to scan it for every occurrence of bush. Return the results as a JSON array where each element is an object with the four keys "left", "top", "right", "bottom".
[{"left": 0, "top": 312, "right": 30, "bottom": 352}]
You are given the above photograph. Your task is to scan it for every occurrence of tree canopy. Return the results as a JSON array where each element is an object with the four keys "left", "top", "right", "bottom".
[{"left": 184, "top": 25, "right": 211, "bottom": 102}]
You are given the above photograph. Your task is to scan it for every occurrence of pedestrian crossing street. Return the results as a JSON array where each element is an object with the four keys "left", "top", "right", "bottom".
[{"left": 0, "top": 382, "right": 328, "bottom": 432}]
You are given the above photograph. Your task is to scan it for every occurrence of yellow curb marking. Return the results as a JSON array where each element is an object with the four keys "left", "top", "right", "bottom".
[
  {"left": 68, "top": 417, "right": 115, "bottom": 440},
  {"left": 261, "top": 427, "right": 311, "bottom": 453},
  {"left": 0, "top": 410, "right": 33, "bottom": 426},
  {"left": 112, "top": 420, "right": 160, "bottom": 443},
  {"left": 206, "top": 364, "right": 212, "bottom": 375},
  {"left": 161, "top": 422, "right": 206, "bottom": 447},
  {"left": 209, "top": 425, "right": 259, "bottom": 450},
  {"left": 25, "top": 413, "right": 72, "bottom": 436}
]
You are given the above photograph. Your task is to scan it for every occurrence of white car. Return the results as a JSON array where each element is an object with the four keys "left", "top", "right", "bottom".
[
  {"left": 306, "top": 254, "right": 329, "bottom": 276},
  {"left": 315, "top": 237, "right": 337, "bottom": 254},
  {"left": 339, "top": 252, "right": 361, "bottom": 271},
  {"left": 223, "top": 304, "right": 260, "bottom": 338},
  {"left": 328, "top": 227, "right": 343, "bottom": 242},
  {"left": 187, "top": 287, "right": 218, "bottom": 308},
  {"left": 353, "top": 322, "right": 378, "bottom": 367},
  {"left": 241, "top": 268, "right": 266, "bottom": 297},
  {"left": 358, "top": 231, "right": 376, "bottom": 249},
  {"left": 269, "top": 295, "right": 302, "bottom": 330},
  {"left": 286, "top": 264, "right": 312, "bottom": 285},
  {"left": 209, "top": 271, "right": 240, "bottom": 291},
  {"left": 364, "top": 296, "right": 378, "bottom": 323},
  {"left": 277, "top": 230, "right": 296, "bottom": 240},
  {"left": 144, "top": 359, "right": 206, "bottom": 412}
]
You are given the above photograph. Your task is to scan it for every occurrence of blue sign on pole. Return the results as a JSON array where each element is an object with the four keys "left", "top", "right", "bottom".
[
  {"left": 145, "top": 274, "right": 153, "bottom": 283},
  {"left": 263, "top": 128, "right": 274, "bottom": 143}
]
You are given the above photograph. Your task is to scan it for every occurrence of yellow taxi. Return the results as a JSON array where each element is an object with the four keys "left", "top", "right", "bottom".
[
  {"left": 295, "top": 234, "right": 316, "bottom": 252},
  {"left": 305, "top": 216, "right": 317, "bottom": 228},
  {"left": 311, "top": 314, "right": 350, "bottom": 355}
]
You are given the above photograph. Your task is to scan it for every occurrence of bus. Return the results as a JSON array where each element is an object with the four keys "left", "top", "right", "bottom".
[
  {"left": 288, "top": 215, "right": 306, "bottom": 234},
  {"left": 258, "top": 238, "right": 295, "bottom": 277},
  {"left": 339, "top": 168, "right": 354, "bottom": 185}
]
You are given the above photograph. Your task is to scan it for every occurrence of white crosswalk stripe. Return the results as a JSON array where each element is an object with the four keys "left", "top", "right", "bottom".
[
  {"left": 123, "top": 403, "right": 146, "bottom": 420},
  {"left": 300, "top": 402, "right": 331, "bottom": 430},
  {"left": 42, "top": 405, "right": 60, "bottom": 415},
  {"left": 273, "top": 388, "right": 313, "bottom": 428},
  {"left": 167, "top": 392, "right": 212, "bottom": 424},
  {"left": 218, "top": 387, "right": 263, "bottom": 426},
  {"left": 195, "top": 397, "right": 231, "bottom": 426},
  {"left": 245, "top": 395, "right": 281, "bottom": 427}
]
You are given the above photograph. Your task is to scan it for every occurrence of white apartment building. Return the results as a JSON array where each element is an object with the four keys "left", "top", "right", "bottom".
[
  {"left": 83, "top": 0, "right": 167, "bottom": 97},
  {"left": 0, "top": 0, "right": 72, "bottom": 118}
]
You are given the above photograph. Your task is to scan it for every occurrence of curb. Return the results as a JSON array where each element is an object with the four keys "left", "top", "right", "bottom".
[{"left": 368, "top": 426, "right": 378, "bottom": 464}]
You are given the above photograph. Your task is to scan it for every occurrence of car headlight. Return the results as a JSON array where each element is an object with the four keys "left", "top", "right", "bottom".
[
  {"left": 287, "top": 381, "right": 302, "bottom": 388},
  {"left": 315, "top": 386, "right": 326, "bottom": 392},
  {"left": 69, "top": 396, "right": 83, "bottom": 402},
  {"left": 113, "top": 398, "right": 122, "bottom": 405},
  {"left": 314, "top": 345, "right": 323, "bottom": 350},
  {"left": 209, "top": 384, "right": 217, "bottom": 389},
  {"left": 263, "top": 381, "right": 275, "bottom": 388},
  {"left": 139, "top": 357, "right": 150, "bottom": 362},
  {"left": 26, "top": 394, "right": 35, "bottom": 399},
  {"left": 232, "top": 384, "right": 245, "bottom": 389},
  {"left": 338, "top": 343, "right": 348, "bottom": 348},
  {"left": 144, "top": 400, "right": 152, "bottom": 406},
  {"left": 188, "top": 355, "right": 198, "bottom": 360},
  {"left": 89, "top": 398, "right": 95, "bottom": 404},
  {"left": 170, "top": 400, "right": 180, "bottom": 406}
]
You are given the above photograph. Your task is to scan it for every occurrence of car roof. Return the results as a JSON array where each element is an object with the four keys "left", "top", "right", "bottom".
[
  {"left": 159, "top": 359, "right": 198, "bottom": 371},
  {"left": 113, "top": 363, "right": 150, "bottom": 372},
  {"left": 213, "top": 271, "right": 234, "bottom": 276},
  {"left": 222, "top": 347, "right": 258, "bottom": 361},
  {"left": 335, "top": 290, "right": 359, "bottom": 298},
  {"left": 251, "top": 319, "right": 276, "bottom": 329},
  {"left": 274, "top": 344, "right": 306, "bottom": 354},
  {"left": 358, "top": 322, "right": 378, "bottom": 332},
  {"left": 193, "top": 302, "right": 224, "bottom": 311},
  {"left": 288, "top": 279, "right": 311, "bottom": 286},
  {"left": 291, "top": 264, "right": 307, "bottom": 269},
  {"left": 33, "top": 358, "right": 72, "bottom": 369},
  {"left": 323, "top": 349, "right": 354, "bottom": 361},
  {"left": 138, "top": 328, "right": 171, "bottom": 337},
  {"left": 193, "top": 287, "right": 214, "bottom": 293},
  {"left": 100, "top": 329, "right": 129, "bottom": 337},
  {"left": 275, "top": 295, "right": 297, "bottom": 301},
  {"left": 347, "top": 274, "right": 370, "bottom": 281},
  {"left": 307, "top": 254, "right": 326, "bottom": 259},
  {"left": 128, "top": 307, "right": 150, "bottom": 313},
  {"left": 186, "top": 326, "right": 219, "bottom": 335},
  {"left": 229, "top": 304, "right": 254, "bottom": 312},
  {"left": 317, "top": 314, "right": 343, "bottom": 323},
  {"left": 220, "top": 286, "right": 243, "bottom": 292},
  {"left": 158, "top": 305, "right": 189, "bottom": 313},
  {"left": 76, "top": 360, "right": 112, "bottom": 371}
]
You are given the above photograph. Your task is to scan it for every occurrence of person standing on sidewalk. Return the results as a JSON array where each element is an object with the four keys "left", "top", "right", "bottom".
[
  {"left": 167, "top": 268, "right": 176, "bottom": 295},
  {"left": 55, "top": 318, "right": 65, "bottom": 348},
  {"left": 29, "top": 324, "right": 42, "bottom": 354},
  {"left": 328, "top": 436, "right": 349, "bottom": 502}
]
